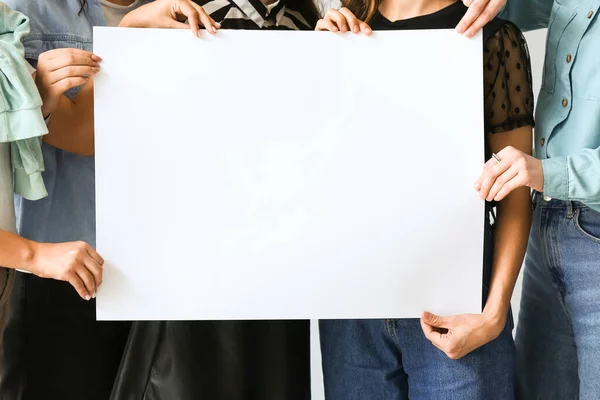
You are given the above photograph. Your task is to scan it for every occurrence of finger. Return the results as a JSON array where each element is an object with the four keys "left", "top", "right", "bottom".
[
  {"left": 327, "top": 9, "right": 349, "bottom": 32},
  {"left": 422, "top": 311, "right": 452, "bottom": 329},
  {"left": 84, "top": 254, "right": 103, "bottom": 290},
  {"left": 47, "top": 54, "right": 100, "bottom": 71},
  {"left": 463, "top": 0, "right": 475, "bottom": 6},
  {"left": 473, "top": 158, "right": 497, "bottom": 190},
  {"left": 494, "top": 174, "right": 524, "bottom": 201},
  {"left": 85, "top": 246, "right": 104, "bottom": 266},
  {"left": 66, "top": 271, "right": 90, "bottom": 300},
  {"left": 50, "top": 65, "right": 99, "bottom": 83},
  {"left": 43, "top": 48, "right": 98, "bottom": 62},
  {"left": 359, "top": 21, "right": 372, "bottom": 35},
  {"left": 187, "top": 12, "right": 201, "bottom": 37},
  {"left": 178, "top": 2, "right": 201, "bottom": 37},
  {"left": 54, "top": 76, "right": 90, "bottom": 95},
  {"left": 478, "top": 161, "right": 510, "bottom": 200},
  {"left": 456, "top": 0, "right": 486, "bottom": 33},
  {"left": 316, "top": 19, "right": 339, "bottom": 32},
  {"left": 191, "top": 2, "right": 220, "bottom": 33},
  {"left": 76, "top": 264, "right": 97, "bottom": 298},
  {"left": 338, "top": 7, "right": 362, "bottom": 33},
  {"left": 487, "top": 166, "right": 518, "bottom": 201},
  {"left": 420, "top": 318, "right": 447, "bottom": 349},
  {"left": 464, "top": 0, "right": 502, "bottom": 37}
]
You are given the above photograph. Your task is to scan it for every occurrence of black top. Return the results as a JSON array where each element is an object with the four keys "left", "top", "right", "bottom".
[
  {"left": 194, "top": 0, "right": 317, "bottom": 30},
  {"left": 370, "top": 1, "right": 535, "bottom": 135},
  {"left": 371, "top": 2, "right": 534, "bottom": 297}
]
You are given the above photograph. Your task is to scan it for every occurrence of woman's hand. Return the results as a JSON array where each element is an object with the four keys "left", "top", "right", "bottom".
[
  {"left": 28, "top": 241, "right": 104, "bottom": 301},
  {"left": 420, "top": 310, "right": 505, "bottom": 359},
  {"left": 316, "top": 8, "right": 372, "bottom": 34},
  {"left": 119, "top": 0, "right": 220, "bottom": 37},
  {"left": 474, "top": 146, "right": 543, "bottom": 202},
  {"left": 35, "top": 49, "right": 101, "bottom": 118},
  {"left": 456, "top": 0, "right": 506, "bottom": 37}
]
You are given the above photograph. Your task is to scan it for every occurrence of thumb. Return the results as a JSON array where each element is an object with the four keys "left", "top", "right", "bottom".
[{"left": 422, "top": 312, "right": 452, "bottom": 328}]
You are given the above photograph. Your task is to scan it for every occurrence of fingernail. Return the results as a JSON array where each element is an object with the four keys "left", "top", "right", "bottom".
[
  {"left": 85, "top": 295, "right": 91, "bottom": 301},
  {"left": 215, "top": 22, "right": 221, "bottom": 27},
  {"left": 364, "top": 28, "right": 372, "bottom": 34},
  {"left": 92, "top": 293, "right": 96, "bottom": 299},
  {"left": 353, "top": 26, "right": 359, "bottom": 33},
  {"left": 92, "top": 67, "right": 100, "bottom": 73},
  {"left": 92, "top": 55, "right": 102, "bottom": 61}
]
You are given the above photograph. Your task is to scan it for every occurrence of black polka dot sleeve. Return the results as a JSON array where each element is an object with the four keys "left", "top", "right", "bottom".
[{"left": 484, "top": 22, "right": 535, "bottom": 134}]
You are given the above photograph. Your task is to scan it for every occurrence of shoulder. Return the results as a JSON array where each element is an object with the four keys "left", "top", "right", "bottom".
[
  {"left": 483, "top": 18, "right": 529, "bottom": 56},
  {"left": 2, "top": 0, "right": 103, "bottom": 61}
]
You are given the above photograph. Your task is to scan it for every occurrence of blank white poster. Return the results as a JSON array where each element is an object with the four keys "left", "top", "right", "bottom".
[{"left": 94, "top": 28, "right": 484, "bottom": 321}]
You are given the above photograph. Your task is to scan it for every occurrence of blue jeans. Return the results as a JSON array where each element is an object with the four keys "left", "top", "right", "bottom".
[
  {"left": 516, "top": 195, "right": 600, "bottom": 399},
  {"left": 320, "top": 316, "right": 515, "bottom": 399}
]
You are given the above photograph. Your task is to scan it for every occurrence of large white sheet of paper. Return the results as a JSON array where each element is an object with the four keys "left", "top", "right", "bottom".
[{"left": 94, "top": 28, "right": 484, "bottom": 321}]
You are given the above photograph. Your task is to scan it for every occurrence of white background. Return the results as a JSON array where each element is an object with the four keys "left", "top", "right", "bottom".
[{"left": 307, "top": 24, "right": 548, "bottom": 399}]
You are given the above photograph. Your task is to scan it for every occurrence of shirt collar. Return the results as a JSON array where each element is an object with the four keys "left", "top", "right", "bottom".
[{"left": 231, "top": 0, "right": 286, "bottom": 28}]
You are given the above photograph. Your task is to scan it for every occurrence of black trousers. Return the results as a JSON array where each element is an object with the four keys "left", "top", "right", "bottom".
[
  {"left": 0, "top": 272, "right": 131, "bottom": 400},
  {"left": 110, "top": 320, "right": 311, "bottom": 400}
]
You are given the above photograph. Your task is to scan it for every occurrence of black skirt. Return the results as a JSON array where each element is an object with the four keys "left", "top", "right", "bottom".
[{"left": 110, "top": 320, "right": 311, "bottom": 400}]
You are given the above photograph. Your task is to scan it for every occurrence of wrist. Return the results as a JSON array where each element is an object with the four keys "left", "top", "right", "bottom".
[
  {"left": 19, "top": 239, "right": 39, "bottom": 274},
  {"left": 482, "top": 301, "right": 509, "bottom": 335},
  {"left": 41, "top": 104, "right": 51, "bottom": 120}
]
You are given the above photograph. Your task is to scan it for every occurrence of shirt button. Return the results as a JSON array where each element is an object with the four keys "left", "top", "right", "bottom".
[
  {"left": 540, "top": 137, "right": 546, "bottom": 146},
  {"left": 562, "top": 98, "right": 569, "bottom": 107},
  {"left": 588, "top": 11, "right": 594, "bottom": 18},
  {"left": 567, "top": 54, "right": 572, "bottom": 63}
]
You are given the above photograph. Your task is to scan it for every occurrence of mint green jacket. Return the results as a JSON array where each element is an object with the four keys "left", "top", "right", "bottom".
[
  {"left": 502, "top": 0, "right": 600, "bottom": 211},
  {"left": 0, "top": 2, "right": 48, "bottom": 200}
]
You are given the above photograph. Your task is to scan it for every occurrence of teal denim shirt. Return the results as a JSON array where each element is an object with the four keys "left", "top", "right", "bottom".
[
  {"left": 0, "top": 2, "right": 48, "bottom": 200},
  {"left": 502, "top": 0, "right": 600, "bottom": 211}
]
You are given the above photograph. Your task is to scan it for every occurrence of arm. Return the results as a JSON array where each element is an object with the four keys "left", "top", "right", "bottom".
[
  {"left": 43, "top": 77, "right": 96, "bottom": 156},
  {"left": 421, "top": 23, "right": 533, "bottom": 359},
  {"left": 0, "top": 230, "right": 103, "bottom": 300},
  {"left": 484, "top": 127, "right": 532, "bottom": 325},
  {"left": 420, "top": 127, "right": 532, "bottom": 360},
  {"left": 543, "top": 148, "right": 600, "bottom": 211},
  {"left": 456, "top": 0, "right": 554, "bottom": 37},
  {"left": 33, "top": 48, "right": 101, "bottom": 156}
]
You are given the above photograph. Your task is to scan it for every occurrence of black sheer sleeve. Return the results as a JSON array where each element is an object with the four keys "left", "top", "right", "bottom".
[{"left": 484, "top": 22, "right": 535, "bottom": 134}]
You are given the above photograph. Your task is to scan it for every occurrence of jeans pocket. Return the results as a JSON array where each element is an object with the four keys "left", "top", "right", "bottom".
[{"left": 574, "top": 208, "right": 600, "bottom": 244}]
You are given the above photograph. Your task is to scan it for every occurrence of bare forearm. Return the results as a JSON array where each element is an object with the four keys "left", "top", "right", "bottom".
[
  {"left": 0, "top": 230, "right": 35, "bottom": 272},
  {"left": 485, "top": 187, "right": 532, "bottom": 323},
  {"left": 43, "top": 77, "right": 95, "bottom": 156}
]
